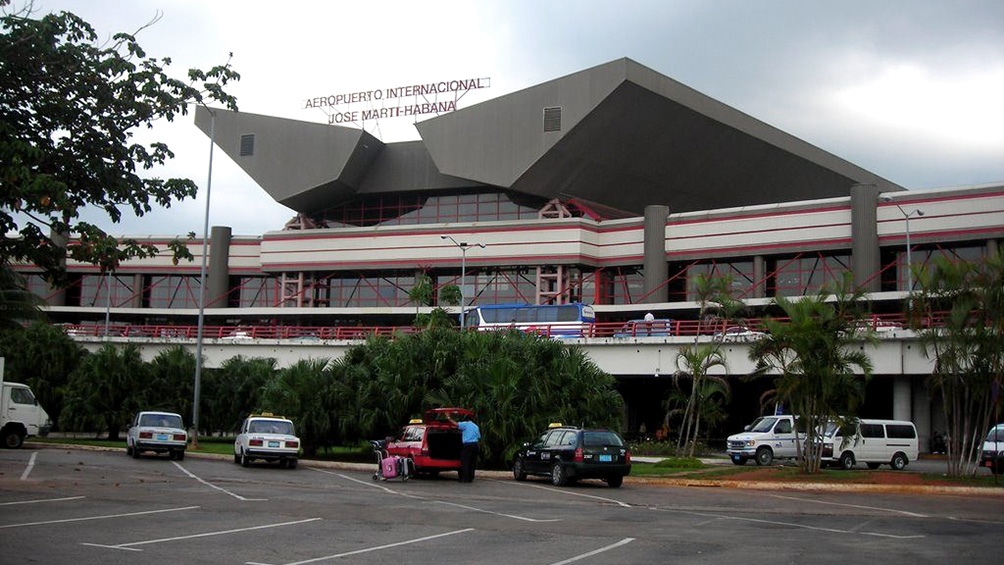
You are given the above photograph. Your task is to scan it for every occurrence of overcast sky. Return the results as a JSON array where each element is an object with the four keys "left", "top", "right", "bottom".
[{"left": 31, "top": 0, "right": 1004, "bottom": 237}]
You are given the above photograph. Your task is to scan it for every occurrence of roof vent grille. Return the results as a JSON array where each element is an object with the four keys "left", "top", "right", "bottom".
[
  {"left": 543, "top": 107, "right": 561, "bottom": 132},
  {"left": 239, "top": 134, "right": 255, "bottom": 156}
]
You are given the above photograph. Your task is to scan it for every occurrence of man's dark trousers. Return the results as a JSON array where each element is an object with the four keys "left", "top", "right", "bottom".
[{"left": 460, "top": 442, "right": 479, "bottom": 482}]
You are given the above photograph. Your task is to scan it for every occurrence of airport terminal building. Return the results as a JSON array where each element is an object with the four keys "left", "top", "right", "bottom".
[{"left": 26, "top": 58, "right": 1004, "bottom": 437}]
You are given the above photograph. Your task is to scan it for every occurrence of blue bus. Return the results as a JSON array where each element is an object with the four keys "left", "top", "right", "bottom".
[{"left": 465, "top": 303, "right": 596, "bottom": 337}]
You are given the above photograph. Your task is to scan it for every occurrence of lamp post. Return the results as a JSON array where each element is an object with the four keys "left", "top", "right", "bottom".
[
  {"left": 191, "top": 108, "right": 216, "bottom": 448},
  {"left": 883, "top": 196, "right": 924, "bottom": 292},
  {"left": 440, "top": 235, "right": 485, "bottom": 329}
]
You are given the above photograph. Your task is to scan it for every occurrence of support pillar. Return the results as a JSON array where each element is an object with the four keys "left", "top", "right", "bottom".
[
  {"left": 912, "top": 379, "right": 932, "bottom": 453},
  {"left": 851, "top": 183, "right": 882, "bottom": 292},
  {"left": 892, "top": 375, "right": 912, "bottom": 422},
  {"left": 643, "top": 205, "right": 670, "bottom": 303},
  {"left": 207, "top": 226, "right": 232, "bottom": 308}
]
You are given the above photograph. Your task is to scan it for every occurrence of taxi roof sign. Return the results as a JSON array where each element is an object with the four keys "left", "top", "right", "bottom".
[{"left": 547, "top": 422, "right": 563, "bottom": 428}]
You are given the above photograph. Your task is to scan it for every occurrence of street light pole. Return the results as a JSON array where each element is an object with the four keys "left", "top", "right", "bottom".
[
  {"left": 441, "top": 235, "right": 486, "bottom": 329},
  {"left": 883, "top": 196, "right": 924, "bottom": 292},
  {"left": 191, "top": 108, "right": 216, "bottom": 448}
]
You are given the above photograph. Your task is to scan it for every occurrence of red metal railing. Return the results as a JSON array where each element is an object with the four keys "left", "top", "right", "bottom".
[{"left": 60, "top": 312, "right": 940, "bottom": 341}]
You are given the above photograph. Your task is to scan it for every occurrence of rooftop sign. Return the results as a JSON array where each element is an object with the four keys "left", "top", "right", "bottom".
[{"left": 304, "top": 77, "right": 491, "bottom": 125}]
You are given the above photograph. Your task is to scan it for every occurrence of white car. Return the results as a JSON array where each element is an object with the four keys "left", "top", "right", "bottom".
[
  {"left": 234, "top": 414, "right": 300, "bottom": 468},
  {"left": 715, "top": 325, "right": 766, "bottom": 343},
  {"left": 127, "top": 411, "right": 188, "bottom": 460}
]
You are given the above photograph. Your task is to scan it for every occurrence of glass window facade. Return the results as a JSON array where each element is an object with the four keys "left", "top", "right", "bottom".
[{"left": 318, "top": 191, "right": 546, "bottom": 227}]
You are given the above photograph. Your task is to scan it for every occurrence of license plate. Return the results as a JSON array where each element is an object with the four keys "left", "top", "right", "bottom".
[
  {"left": 268, "top": 441, "right": 280, "bottom": 448},
  {"left": 732, "top": 454, "right": 741, "bottom": 461},
  {"left": 156, "top": 434, "right": 169, "bottom": 441},
  {"left": 599, "top": 454, "right": 612, "bottom": 462}
]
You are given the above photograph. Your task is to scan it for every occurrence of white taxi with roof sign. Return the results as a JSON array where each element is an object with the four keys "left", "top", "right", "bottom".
[{"left": 234, "top": 413, "right": 300, "bottom": 469}]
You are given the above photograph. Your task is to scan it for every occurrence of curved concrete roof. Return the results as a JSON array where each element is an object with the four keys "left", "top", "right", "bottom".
[{"left": 197, "top": 57, "right": 902, "bottom": 217}]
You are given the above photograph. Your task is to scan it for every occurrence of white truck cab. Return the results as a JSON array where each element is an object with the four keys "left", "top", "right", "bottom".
[
  {"left": 1, "top": 358, "right": 52, "bottom": 448},
  {"left": 727, "top": 415, "right": 799, "bottom": 466}
]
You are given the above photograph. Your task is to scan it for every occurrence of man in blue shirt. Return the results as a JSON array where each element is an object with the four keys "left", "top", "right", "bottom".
[{"left": 449, "top": 413, "right": 481, "bottom": 483}]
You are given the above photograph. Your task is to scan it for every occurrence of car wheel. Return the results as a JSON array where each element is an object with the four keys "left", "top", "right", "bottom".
[
  {"left": 126, "top": 443, "right": 134, "bottom": 457},
  {"left": 731, "top": 456, "right": 748, "bottom": 466},
  {"left": 839, "top": 452, "right": 855, "bottom": 470},
  {"left": 288, "top": 458, "right": 297, "bottom": 469},
  {"left": 513, "top": 458, "right": 527, "bottom": 481},
  {"left": 233, "top": 451, "right": 241, "bottom": 464},
  {"left": 890, "top": 452, "right": 908, "bottom": 471},
  {"left": 606, "top": 475, "right": 624, "bottom": 488},
  {"left": 174, "top": 450, "right": 185, "bottom": 462},
  {"left": 132, "top": 445, "right": 141, "bottom": 459},
  {"left": 991, "top": 463, "right": 1002, "bottom": 476},
  {"left": 867, "top": 462, "right": 880, "bottom": 470},
  {"left": 240, "top": 450, "right": 249, "bottom": 467},
  {"left": 3, "top": 430, "right": 24, "bottom": 449},
  {"left": 550, "top": 462, "right": 567, "bottom": 487},
  {"left": 755, "top": 447, "right": 773, "bottom": 466}
]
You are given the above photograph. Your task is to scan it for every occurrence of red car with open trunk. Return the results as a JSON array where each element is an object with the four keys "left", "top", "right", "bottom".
[{"left": 385, "top": 407, "right": 473, "bottom": 477}]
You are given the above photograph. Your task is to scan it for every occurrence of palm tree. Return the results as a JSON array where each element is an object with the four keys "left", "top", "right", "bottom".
[
  {"left": 212, "top": 356, "right": 278, "bottom": 434},
  {"left": 0, "top": 264, "right": 44, "bottom": 329},
  {"left": 260, "top": 358, "right": 334, "bottom": 457},
  {"left": 748, "top": 283, "right": 873, "bottom": 474},
  {"left": 60, "top": 344, "right": 147, "bottom": 440},
  {"left": 670, "top": 343, "right": 729, "bottom": 457},
  {"left": 912, "top": 254, "right": 1004, "bottom": 477},
  {"left": 0, "top": 321, "right": 85, "bottom": 429}
]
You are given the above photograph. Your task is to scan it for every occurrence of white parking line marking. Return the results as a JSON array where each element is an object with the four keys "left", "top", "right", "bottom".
[
  {"left": 0, "top": 496, "right": 85, "bottom": 506},
  {"left": 82, "top": 517, "right": 321, "bottom": 552},
  {"left": 308, "top": 467, "right": 424, "bottom": 499},
  {"left": 1, "top": 505, "right": 198, "bottom": 529},
  {"left": 506, "top": 480, "right": 633, "bottom": 508},
  {"left": 19, "top": 451, "right": 37, "bottom": 480},
  {"left": 549, "top": 537, "right": 635, "bottom": 565},
  {"left": 655, "top": 507, "right": 925, "bottom": 539},
  {"left": 432, "top": 500, "right": 562, "bottom": 522},
  {"left": 768, "top": 493, "right": 929, "bottom": 517},
  {"left": 172, "top": 461, "right": 267, "bottom": 501},
  {"left": 248, "top": 527, "right": 475, "bottom": 565}
]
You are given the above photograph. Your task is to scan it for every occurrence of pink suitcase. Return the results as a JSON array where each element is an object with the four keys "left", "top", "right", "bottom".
[{"left": 381, "top": 455, "right": 399, "bottom": 479}]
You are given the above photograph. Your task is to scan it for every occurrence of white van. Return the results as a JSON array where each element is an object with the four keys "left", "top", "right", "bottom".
[
  {"left": 820, "top": 419, "right": 918, "bottom": 470},
  {"left": 726, "top": 415, "right": 800, "bottom": 466}
]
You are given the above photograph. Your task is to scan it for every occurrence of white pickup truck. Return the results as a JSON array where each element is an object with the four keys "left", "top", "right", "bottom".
[
  {"left": 726, "top": 415, "right": 800, "bottom": 466},
  {"left": 1, "top": 357, "right": 52, "bottom": 448}
]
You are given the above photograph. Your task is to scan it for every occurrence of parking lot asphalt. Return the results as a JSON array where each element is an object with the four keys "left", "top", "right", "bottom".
[{"left": 28, "top": 442, "right": 1003, "bottom": 497}]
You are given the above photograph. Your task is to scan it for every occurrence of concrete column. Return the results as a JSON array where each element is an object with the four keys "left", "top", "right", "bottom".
[
  {"left": 912, "top": 378, "right": 932, "bottom": 453},
  {"left": 851, "top": 183, "right": 882, "bottom": 292},
  {"left": 892, "top": 375, "right": 912, "bottom": 421},
  {"left": 128, "top": 274, "right": 143, "bottom": 307},
  {"left": 206, "top": 226, "right": 232, "bottom": 308},
  {"left": 643, "top": 205, "right": 670, "bottom": 303},
  {"left": 752, "top": 255, "right": 766, "bottom": 298},
  {"left": 48, "top": 229, "right": 67, "bottom": 306}
]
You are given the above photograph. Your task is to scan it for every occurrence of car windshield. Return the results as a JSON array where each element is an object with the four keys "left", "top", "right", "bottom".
[
  {"left": 250, "top": 420, "right": 294, "bottom": 434},
  {"left": 140, "top": 414, "right": 183, "bottom": 428},
  {"left": 582, "top": 431, "right": 624, "bottom": 447},
  {"left": 750, "top": 417, "right": 778, "bottom": 433},
  {"left": 987, "top": 426, "right": 1004, "bottom": 442}
]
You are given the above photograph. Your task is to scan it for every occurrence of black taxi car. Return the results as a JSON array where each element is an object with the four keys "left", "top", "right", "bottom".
[{"left": 512, "top": 424, "right": 631, "bottom": 487}]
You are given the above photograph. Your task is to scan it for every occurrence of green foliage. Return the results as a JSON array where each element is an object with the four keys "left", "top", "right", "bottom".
[
  {"left": 60, "top": 343, "right": 147, "bottom": 440},
  {"left": 0, "top": 5, "right": 238, "bottom": 283},
  {"left": 0, "top": 320, "right": 85, "bottom": 427},
  {"left": 145, "top": 346, "right": 195, "bottom": 419},
  {"left": 748, "top": 283, "right": 873, "bottom": 474},
  {"left": 0, "top": 265, "right": 44, "bottom": 327},
  {"left": 208, "top": 356, "right": 278, "bottom": 434},
  {"left": 259, "top": 358, "right": 334, "bottom": 457},
  {"left": 913, "top": 253, "right": 1004, "bottom": 476}
]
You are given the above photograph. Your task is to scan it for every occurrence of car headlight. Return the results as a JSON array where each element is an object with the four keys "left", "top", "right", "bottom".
[{"left": 746, "top": 439, "right": 756, "bottom": 447}]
